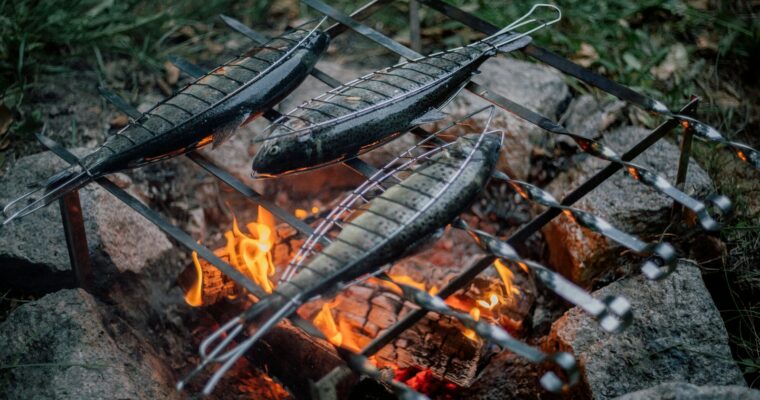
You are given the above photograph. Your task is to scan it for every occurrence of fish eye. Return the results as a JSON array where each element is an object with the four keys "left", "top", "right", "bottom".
[{"left": 268, "top": 145, "right": 280, "bottom": 155}]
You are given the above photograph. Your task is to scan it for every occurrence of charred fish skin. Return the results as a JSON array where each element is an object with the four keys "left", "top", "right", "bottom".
[
  {"left": 251, "top": 39, "right": 512, "bottom": 177},
  {"left": 83, "top": 28, "right": 330, "bottom": 174},
  {"left": 275, "top": 133, "right": 501, "bottom": 305}
]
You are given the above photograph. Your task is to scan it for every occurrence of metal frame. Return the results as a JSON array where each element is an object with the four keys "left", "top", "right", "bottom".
[{"left": 46, "top": 0, "right": 707, "bottom": 395}]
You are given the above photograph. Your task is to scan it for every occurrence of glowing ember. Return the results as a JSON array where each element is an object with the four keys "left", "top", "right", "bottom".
[
  {"left": 737, "top": 150, "right": 747, "bottom": 162},
  {"left": 375, "top": 274, "right": 439, "bottom": 296},
  {"left": 294, "top": 208, "right": 308, "bottom": 219}
]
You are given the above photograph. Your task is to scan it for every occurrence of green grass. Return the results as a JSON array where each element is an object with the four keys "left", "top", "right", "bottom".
[{"left": 0, "top": 0, "right": 275, "bottom": 109}]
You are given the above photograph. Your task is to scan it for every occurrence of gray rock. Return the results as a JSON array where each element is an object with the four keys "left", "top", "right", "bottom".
[
  {"left": 0, "top": 289, "right": 178, "bottom": 400},
  {"left": 542, "top": 126, "right": 713, "bottom": 285},
  {"left": 614, "top": 382, "right": 760, "bottom": 400},
  {"left": 560, "top": 94, "right": 626, "bottom": 139},
  {"left": 0, "top": 149, "right": 173, "bottom": 293},
  {"left": 446, "top": 56, "right": 570, "bottom": 180},
  {"left": 548, "top": 263, "right": 745, "bottom": 400}
]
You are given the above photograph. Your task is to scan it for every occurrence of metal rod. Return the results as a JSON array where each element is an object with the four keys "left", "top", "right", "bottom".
[
  {"left": 59, "top": 191, "right": 92, "bottom": 290},
  {"left": 360, "top": 98, "right": 699, "bottom": 357},
  {"left": 409, "top": 0, "right": 422, "bottom": 53}
]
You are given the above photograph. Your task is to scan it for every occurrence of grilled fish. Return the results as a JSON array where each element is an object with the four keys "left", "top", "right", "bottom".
[
  {"left": 251, "top": 5, "right": 560, "bottom": 177},
  {"left": 247, "top": 132, "right": 501, "bottom": 340},
  {"left": 3, "top": 22, "right": 330, "bottom": 224}
]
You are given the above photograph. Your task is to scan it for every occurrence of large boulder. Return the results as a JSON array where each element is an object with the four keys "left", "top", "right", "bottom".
[
  {"left": 0, "top": 149, "right": 173, "bottom": 293},
  {"left": 548, "top": 262, "right": 745, "bottom": 399},
  {"left": 447, "top": 56, "right": 570, "bottom": 180},
  {"left": 614, "top": 382, "right": 760, "bottom": 400},
  {"left": 542, "top": 126, "right": 713, "bottom": 285},
  {"left": 0, "top": 289, "right": 178, "bottom": 400}
]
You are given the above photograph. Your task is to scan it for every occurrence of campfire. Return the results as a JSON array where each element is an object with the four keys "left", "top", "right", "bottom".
[
  {"left": 2, "top": 1, "right": 757, "bottom": 400},
  {"left": 179, "top": 201, "right": 532, "bottom": 396}
]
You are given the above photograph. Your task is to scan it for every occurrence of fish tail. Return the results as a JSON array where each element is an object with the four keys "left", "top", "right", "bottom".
[
  {"left": 2, "top": 167, "right": 90, "bottom": 225},
  {"left": 483, "top": 4, "right": 561, "bottom": 51}
]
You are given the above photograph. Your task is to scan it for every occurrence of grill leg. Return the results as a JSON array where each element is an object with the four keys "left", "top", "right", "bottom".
[
  {"left": 672, "top": 97, "right": 699, "bottom": 217},
  {"left": 409, "top": 0, "right": 421, "bottom": 52},
  {"left": 59, "top": 190, "right": 92, "bottom": 290}
]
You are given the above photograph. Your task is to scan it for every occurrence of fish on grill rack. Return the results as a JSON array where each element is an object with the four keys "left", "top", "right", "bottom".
[
  {"left": 192, "top": 109, "right": 581, "bottom": 395},
  {"left": 2, "top": 20, "right": 330, "bottom": 225},
  {"left": 250, "top": 4, "right": 561, "bottom": 177}
]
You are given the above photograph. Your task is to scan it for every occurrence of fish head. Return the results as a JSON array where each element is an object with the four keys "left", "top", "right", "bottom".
[
  {"left": 309, "top": 29, "right": 331, "bottom": 56},
  {"left": 479, "top": 131, "right": 503, "bottom": 157},
  {"left": 252, "top": 134, "right": 314, "bottom": 178},
  {"left": 453, "top": 132, "right": 502, "bottom": 160}
]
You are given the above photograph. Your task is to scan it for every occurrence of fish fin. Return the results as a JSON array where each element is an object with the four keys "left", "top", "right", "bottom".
[
  {"left": 212, "top": 114, "right": 248, "bottom": 149},
  {"left": 411, "top": 108, "right": 448, "bottom": 126},
  {"left": 3, "top": 168, "right": 91, "bottom": 225}
]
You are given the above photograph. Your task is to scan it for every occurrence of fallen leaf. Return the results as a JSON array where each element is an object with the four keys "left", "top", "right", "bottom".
[
  {"left": 713, "top": 90, "right": 741, "bottom": 109},
  {"left": 571, "top": 42, "right": 599, "bottom": 67},
  {"left": 696, "top": 33, "right": 718, "bottom": 51},
  {"left": 688, "top": 0, "right": 709, "bottom": 10},
  {"left": 109, "top": 113, "right": 129, "bottom": 128},
  {"left": 156, "top": 78, "right": 172, "bottom": 96},
  {"left": 179, "top": 25, "right": 196, "bottom": 39},
  {"left": 622, "top": 52, "right": 642, "bottom": 70},
  {"left": 650, "top": 44, "right": 689, "bottom": 81},
  {"left": 0, "top": 104, "right": 13, "bottom": 137},
  {"left": 164, "top": 60, "right": 180, "bottom": 85},
  {"left": 205, "top": 40, "right": 224, "bottom": 55}
]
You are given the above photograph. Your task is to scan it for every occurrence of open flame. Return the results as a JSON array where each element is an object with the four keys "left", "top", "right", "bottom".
[
  {"left": 312, "top": 301, "right": 361, "bottom": 352},
  {"left": 184, "top": 250, "right": 204, "bottom": 307},
  {"left": 460, "top": 259, "right": 524, "bottom": 340},
  {"left": 184, "top": 206, "right": 278, "bottom": 306}
]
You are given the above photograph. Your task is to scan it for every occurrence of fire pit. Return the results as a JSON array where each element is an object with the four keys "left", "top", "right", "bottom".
[{"left": 1, "top": 1, "right": 757, "bottom": 399}]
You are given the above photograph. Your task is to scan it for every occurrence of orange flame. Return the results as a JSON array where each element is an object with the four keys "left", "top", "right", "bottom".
[
  {"left": 232, "top": 206, "right": 277, "bottom": 293},
  {"left": 463, "top": 308, "right": 480, "bottom": 341},
  {"left": 183, "top": 206, "right": 278, "bottom": 305},
  {"left": 494, "top": 259, "right": 521, "bottom": 301},
  {"left": 294, "top": 209, "right": 309, "bottom": 219},
  {"left": 313, "top": 302, "right": 361, "bottom": 352},
  {"left": 185, "top": 250, "right": 204, "bottom": 307}
]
